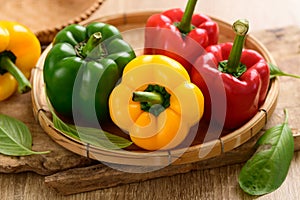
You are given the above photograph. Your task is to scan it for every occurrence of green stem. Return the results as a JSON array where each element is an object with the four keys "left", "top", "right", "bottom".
[
  {"left": 132, "top": 91, "right": 163, "bottom": 105},
  {"left": 269, "top": 62, "right": 300, "bottom": 79},
  {"left": 81, "top": 32, "right": 103, "bottom": 58},
  {"left": 226, "top": 19, "right": 249, "bottom": 73},
  {"left": 177, "top": 0, "right": 198, "bottom": 34},
  {"left": 281, "top": 72, "right": 300, "bottom": 79},
  {"left": 132, "top": 85, "right": 171, "bottom": 116},
  {"left": 0, "top": 56, "right": 31, "bottom": 94},
  {"left": 284, "top": 108, "right": 289, "bottom": 124}
]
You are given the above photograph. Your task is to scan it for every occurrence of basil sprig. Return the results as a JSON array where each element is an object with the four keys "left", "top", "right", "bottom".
[
  {"left": 238, "top": 109, "right": 294, "bottom": 195},
  {"left": 0, "top": 114, "right": 50, "bottom": 156}
]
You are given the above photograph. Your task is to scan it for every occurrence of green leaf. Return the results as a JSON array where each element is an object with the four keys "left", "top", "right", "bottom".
[
  {"left": 52, "top": 112, "right": 132, "bottom": 149},
  {"left": 238, "top": 109, "right": 294, "bottom": 196},
  {"left": 0, "top": 114, "right": 50, "bottom": 156},
  {"left": 269, "top": 63, "right": 300, "bottom": 79}
]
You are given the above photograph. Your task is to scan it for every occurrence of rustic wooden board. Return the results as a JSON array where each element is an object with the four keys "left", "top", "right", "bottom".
[
  {"left": 0, "top": 26, "right": 300, "bottom": 195},
  {"left": 0, "top": 93, "right": 95, "bottom": 175}
]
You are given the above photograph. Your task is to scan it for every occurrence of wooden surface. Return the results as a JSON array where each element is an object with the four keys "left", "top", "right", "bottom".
[{"left": 1, "top": 0, "right": 300, "bottom": 199}]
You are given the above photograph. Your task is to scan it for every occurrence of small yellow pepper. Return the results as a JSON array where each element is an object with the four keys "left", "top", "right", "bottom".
[
  {"left": 109, "top": 55, "right": 204, "bottom": 150},
  {"left": 0, "top": 21, "right": 41, "bottom": 101}
]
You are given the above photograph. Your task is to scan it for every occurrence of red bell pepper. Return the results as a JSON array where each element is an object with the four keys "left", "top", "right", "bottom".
[
  {"left": 144, "top": 0, "right": 219, "bottom": 72},
  {"left": 191, "top": 19, "right": 270, "bottom": 130}
]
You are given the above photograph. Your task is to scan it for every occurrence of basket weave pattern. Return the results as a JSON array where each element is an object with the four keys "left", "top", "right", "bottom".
[{"left": 31, "top": 12, "right": 279, "bottom": 166}]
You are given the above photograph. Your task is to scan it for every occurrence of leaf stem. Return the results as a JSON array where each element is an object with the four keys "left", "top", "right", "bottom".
[
  {"left": 281, "top": 72, "right": 300, "bottom": 79},
  {"left": 269, "top": 63, "right": 300, "bottom": 79},
  {"left": 284, "top": 108, "right": 289, "bottom": 124}
]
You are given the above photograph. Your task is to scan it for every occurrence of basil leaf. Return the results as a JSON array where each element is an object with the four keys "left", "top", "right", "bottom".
[
  {"left": 52, "top": 112, "right": 80, "bottom": 140},
  {"left": 238, "top": 109, "right": 294, "bottom": 195},
  {"left": 52, "top": 112, "right": 132, "bottom": 149},
  {"left": 0, "top": 114, "right": 50, "bottom": 156},
  {"left": 269, "top": 63, "right": 300, "bottom": 79}
]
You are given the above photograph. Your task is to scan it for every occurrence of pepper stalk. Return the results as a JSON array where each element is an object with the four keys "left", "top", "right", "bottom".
[
  {"left": 176, "top": 0, "right": 198, "bottom": 34},
  {"left": 0, "top": 53, "right": 31, "bottom": 93},
  {"left": 218, "top": 19, "right": 249, "bottom": 78},
  {"left": 133, "top": 91, "right": 163, "bottom": 105},
  {"left": 76, "top": 32, "right": 104, "bottom": 59},
  {"left": 132, "top": 84, "right": 171, "bottom": 117}
]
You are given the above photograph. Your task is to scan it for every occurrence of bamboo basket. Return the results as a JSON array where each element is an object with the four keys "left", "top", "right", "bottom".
[
  {"left": 31, "top": 11, "right": 279, "bottom": 166},
  {"left": 0, "top": 0, "right": 104, "bottom": 45}
]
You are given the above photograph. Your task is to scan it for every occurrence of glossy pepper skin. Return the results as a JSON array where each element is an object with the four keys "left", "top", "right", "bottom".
[
  {"left": 144, "top": 0, "right": 218, "bottom": 72},
  {"left": 109, "top": 55, "right": 204, "bottom": 150},
  {"left": 43, "top": 22, "right": 136, "bottom": 126},
  {"left": 0, "top": 21, "right": 41, "bottom": 101},
  {"left": 191, "top": 20, "right": 270, "bottom": 130}
]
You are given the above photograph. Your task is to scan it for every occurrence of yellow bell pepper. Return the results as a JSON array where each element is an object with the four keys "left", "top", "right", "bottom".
[
  {"left": 109, "top": 55, "right": 204, "bottom": 150},
  {"left": 0, "top": 21, "right": 41, "bottom": 101}
]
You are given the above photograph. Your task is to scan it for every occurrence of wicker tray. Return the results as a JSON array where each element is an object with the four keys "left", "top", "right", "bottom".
[
  {"left": 0, "top": 0, "right": 104, "bottom": 45},
  {"left": 31, "top": 11, "right": 279, "bottom": 166}
]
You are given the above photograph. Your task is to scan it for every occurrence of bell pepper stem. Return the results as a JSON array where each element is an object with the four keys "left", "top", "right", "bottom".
[
  {"left": 0, "top": 56, "right": 31, "bottom": 94},
  {"left": 226, "top": 19, "right": 249, "bottom": 73},
  {"left": 132, "top": 85, "right": 171, "bottom": 116},
  {"left": 177, "top": 0, "right": 198, "bottom": 34},
  {"left": 81, "top": 32, "right": 103, "bottom": 58},
  {"left": 132, "top": 91, "right": 163, "bottom": 105}
]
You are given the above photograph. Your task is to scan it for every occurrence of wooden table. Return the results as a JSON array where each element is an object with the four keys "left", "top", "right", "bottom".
[{"left": 1, "top": 0, "right": 300, "bottom": 199}]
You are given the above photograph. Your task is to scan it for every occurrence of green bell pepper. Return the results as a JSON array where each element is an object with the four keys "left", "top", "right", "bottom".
[{"left": 43, "top": 22, "right": 136, "bottom": 126}]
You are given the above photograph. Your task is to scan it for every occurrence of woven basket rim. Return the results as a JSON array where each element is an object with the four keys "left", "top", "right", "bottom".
[
  {"left": 31, "top": 11, "right": 279, "bottom": 166},
  {"left": 38, "top": 0, "right": 104, "bottom": 45}
]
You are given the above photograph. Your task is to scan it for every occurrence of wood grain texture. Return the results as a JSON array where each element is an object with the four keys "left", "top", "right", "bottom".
[
  {"left": 1, "top": 0, "right": 300, "bottom": 198},
  {"left": 42, "top": 131, "right": 262, "bottom": 195}
]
